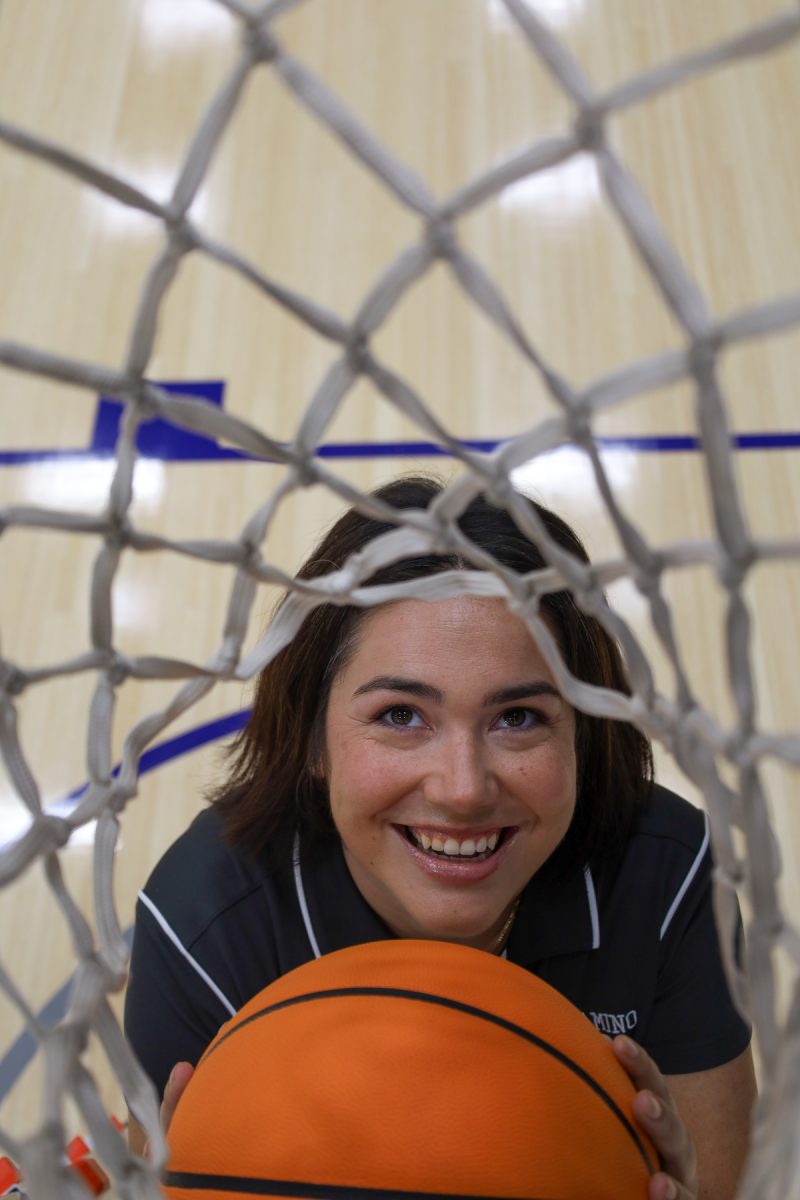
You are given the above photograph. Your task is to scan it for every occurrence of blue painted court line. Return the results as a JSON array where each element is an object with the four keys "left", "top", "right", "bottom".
[
  {"left": 0, "top": 709, "right": 250, "bottom": 1101},
  {"left": 91, "top": 379, "right": 227, "bottom": 460},
  {"left": 1, "top": 378, "right": 800, "bottom": 465},
  {"left": 63, "top": 709, "right": 249, "bottom": 803},
  {"left": 4, "top": 430, "right": 800, "bottom": 467}
]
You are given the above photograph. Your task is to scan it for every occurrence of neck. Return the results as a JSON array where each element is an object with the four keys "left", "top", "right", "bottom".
[{"left": 483, "top": 897, "right": 521, "bottom": 956}]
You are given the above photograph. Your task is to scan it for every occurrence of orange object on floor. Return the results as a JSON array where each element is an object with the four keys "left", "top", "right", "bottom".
[{"left": 0, "top": 1157, "right": 21, "bottom": 1196}]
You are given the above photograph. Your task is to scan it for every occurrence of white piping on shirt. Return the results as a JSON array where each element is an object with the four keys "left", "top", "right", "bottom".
[
  {"left": 293, "top": 831, "right": 322, "bottom": 959},
  {"left": 137, "top": 889, "right": 237, "bottom": 1017},
  {"left": 659, "top": 811, "right": 710, "bottom": 941},
  {"left": 583, "top": 865, "right": 601, "bottom": 949}
]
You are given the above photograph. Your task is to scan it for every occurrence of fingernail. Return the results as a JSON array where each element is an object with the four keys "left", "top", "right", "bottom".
[
  {"left": 664, "top": 1180, "right": 677, "bottom": 1199},
  {"left": 646, "top": 1094, "right": 662, "bottom": 1120},
  {"left": 619, "top": 1036, "right": 639, "bottom": 1058}
]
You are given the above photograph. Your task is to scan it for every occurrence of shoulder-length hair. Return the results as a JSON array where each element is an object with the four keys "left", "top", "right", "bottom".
[{"left": 212, "top": 475, "right": 652, "bottom": 873}]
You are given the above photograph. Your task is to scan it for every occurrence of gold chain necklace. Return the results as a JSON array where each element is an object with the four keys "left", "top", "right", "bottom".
[{"left": 488, "top": 897, "right": 521, "bottom": 955}]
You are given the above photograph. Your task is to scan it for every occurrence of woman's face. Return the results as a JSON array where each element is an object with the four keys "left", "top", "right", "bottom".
[{"left": 322, "top": 596, "right": 577, "bottom": 951}]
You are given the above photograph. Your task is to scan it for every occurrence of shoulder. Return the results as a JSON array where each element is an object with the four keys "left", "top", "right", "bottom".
[
  {"left": 632, "top": 783, "right": 708, "bottom": 851},
  {"left": 138, "top": 805, "right": 277, "bottom": 948},
  {"left": 592, "top": 784, "right": 712, "bottom": 943},
  {"left": 615, "top": 783, "right": 710, "bottom": 893}
]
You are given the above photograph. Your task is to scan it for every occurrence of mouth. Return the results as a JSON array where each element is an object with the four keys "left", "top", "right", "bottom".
[{"left": 399, "top": 825, "right": 514, "bottom": 863}]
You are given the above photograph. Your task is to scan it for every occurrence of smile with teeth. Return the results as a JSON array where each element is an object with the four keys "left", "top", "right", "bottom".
[{"left": 404, "top": 827, "right": 507, "bottom": 860}]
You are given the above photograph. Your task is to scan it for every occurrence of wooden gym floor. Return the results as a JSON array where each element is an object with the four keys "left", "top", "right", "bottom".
[{"left": 0, "top": 0, "right": 798, "bottom": 1149}]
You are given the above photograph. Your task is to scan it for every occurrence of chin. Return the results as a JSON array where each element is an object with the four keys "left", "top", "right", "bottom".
[{"left": 413, "top": 914, "right": 497, "bottom": 945}]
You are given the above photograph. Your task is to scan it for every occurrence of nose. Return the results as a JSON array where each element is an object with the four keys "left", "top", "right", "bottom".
[{"left": 423, "top": 728, "right": 499, "bottom": 817}]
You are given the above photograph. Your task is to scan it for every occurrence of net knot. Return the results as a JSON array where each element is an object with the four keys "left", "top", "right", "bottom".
[
  {"left": 507, "top": 593, "right": 541, "bottom": 625},
  {"left": 133, "top": 384, "right": 160, "bottom": 423},
  {"left": 426, "top": 217, "right": 458, "bottom": 260},
  {"left": 244, "top": 19, "right": 280, "bottom": 64},
  {"left": 487, "top": 473, "right": 515, "bottom": 507},
  {"left": 164, "top": 213, "right": 199, "bottom": 255},
  {"left": 106, "top": 654, "right": 131, "bottom": 687},
  {"left": 574, "top": 104, "right": 606, "bottom": 153},
  {"left": 718, "top": 550, "right": 755, "bottom": 590},
  {"left": 0, "top": 658, "right": 26, "bottom": 698},
  {"left": 104, "top": 514, "right": 133, "bottom": 551},
  {"left": 567, "top": 403, "right": 594, "bottom": 447},
  {"left": 40, "top": 812, "right": 73, "bottom": 851},
  {"left": 346, "top": 333, "right": 370, "bottom": 374},
  {"left": 238, "top": 536, "right": 266, "bottom": 574},
  {"left": 688, "top": 332, "right": 722, "bottom": 380}
]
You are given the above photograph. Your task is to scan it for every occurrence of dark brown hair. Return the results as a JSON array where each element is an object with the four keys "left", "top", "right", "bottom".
[{"left": 212, "top": 475, "right": 652, "bottom": 873}]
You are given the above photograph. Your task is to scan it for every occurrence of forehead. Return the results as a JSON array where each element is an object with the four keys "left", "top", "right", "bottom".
[{"left": 336, "top": 596, "right": 557, "bottom": 686}]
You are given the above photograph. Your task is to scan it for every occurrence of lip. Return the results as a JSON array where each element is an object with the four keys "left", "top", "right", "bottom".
[
  {"left": 401, "top": 824, "right": 504, "bottom": 841},
  {"left": 392, "top": 823, "right": 518, "bottom": 883}
]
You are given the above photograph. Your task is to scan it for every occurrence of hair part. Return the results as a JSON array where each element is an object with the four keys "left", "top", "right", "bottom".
[{"left": 211, "top": 475, "right": 653, "bottom": 874}]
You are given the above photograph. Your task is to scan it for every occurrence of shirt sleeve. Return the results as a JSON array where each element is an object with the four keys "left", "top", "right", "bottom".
[
  {"left": 124, "top": 893, "right": 234, "bottom": 1101},
  {"left": 643, "top": 843, "right": 751, "bottom": 1076}
]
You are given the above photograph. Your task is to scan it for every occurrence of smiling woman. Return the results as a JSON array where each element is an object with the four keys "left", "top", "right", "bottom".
[
  {"left": 207, "top": 475, "right": 652, "bottom": 877},
  {"left": 124, "top": 476, "right": 755, "bottom": 1200},
  {"left": 323, "top": 595, "right": 578, "bottom": 951}
]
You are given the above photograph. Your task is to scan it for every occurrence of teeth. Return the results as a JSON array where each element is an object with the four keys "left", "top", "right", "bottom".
[{"left": 408, "top": 828, "right": 503, "bottom": 857}]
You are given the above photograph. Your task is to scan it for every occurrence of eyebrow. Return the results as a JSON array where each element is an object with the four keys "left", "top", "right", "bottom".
[{"left": 351, "top": 676, "right": 561, "bottom": 706}]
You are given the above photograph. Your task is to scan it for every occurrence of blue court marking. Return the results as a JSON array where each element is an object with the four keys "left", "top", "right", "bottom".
[
  {"left": 0, "top": 708, "right": 250, "bottom": 1102},
  {"left": 1, "top": 379, "right": 800, "bottom": 464},
  {"left": 91, "top": 379, "right": 228, "bottom": 460}
]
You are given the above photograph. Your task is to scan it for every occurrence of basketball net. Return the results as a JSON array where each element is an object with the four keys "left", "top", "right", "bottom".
[{"left": 1, "top": 1, "right": 800, "bottom": 1196}]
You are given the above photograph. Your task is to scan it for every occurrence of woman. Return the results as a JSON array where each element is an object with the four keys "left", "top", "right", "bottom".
[{"left": 125, "top": 475, "right": 756, "bottom": 1200}]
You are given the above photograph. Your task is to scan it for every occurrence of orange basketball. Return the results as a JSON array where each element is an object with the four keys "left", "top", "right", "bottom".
[{"left": 163, "top": 939, "right": 656, "bottom": 1199}]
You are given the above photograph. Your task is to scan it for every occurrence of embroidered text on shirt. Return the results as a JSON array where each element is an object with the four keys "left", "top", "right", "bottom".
[{"left": 587, "top": 1009, "right": 639, "bottom": 1035}]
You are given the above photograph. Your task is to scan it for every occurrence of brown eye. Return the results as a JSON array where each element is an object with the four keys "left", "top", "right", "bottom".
[
  {"left": 499, "top": 708, "right": 538, "bottom": 729},
  {"left": 388, "top": 707, "right": 415, "bottom": 726}
]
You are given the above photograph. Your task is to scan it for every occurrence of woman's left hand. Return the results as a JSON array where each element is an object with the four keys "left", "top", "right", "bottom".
[{"left": 611, "top": 1035, "right": 698, "bottom": 1200}]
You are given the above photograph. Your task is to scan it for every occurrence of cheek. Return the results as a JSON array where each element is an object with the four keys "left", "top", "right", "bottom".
[
  {"left": 515, "top": 747, "right": 577, "bottom": 817},
  {"left": 326, "top": 740, "right": 406, "bottom": 822}
]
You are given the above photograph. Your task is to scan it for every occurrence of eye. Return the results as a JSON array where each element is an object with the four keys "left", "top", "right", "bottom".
[
  {"left": 496, "top": 707, "right": 542, "bottom": 731},
  {"left": 376, "top": 705, "right": 423, "bottom": 729}
]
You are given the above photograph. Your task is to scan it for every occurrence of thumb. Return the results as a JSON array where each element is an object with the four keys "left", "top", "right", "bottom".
[{"left": 161, "top": 1061, "right": 195, "bottom": 1132}]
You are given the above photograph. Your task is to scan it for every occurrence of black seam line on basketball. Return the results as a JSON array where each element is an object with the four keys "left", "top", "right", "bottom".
[
  {"left": 162, "top": 1170, "right": 552, "bottom": 1200},
  {"left": 198, "top": 986, "right": 656, "bottom": 1177}
]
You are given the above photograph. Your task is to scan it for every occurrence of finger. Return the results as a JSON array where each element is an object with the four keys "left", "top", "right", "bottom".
[
  {"left": 160, "top": 1061, "right": 195, "bottom": 1133},
  {"left": 648, "top": 1171, "right": 685, "bottom": 1200},
  {"left": 611, "top": 1039, "right": 697, "bottom": 1191},
  {"left": 612, "top": 1036, "right": 671, "bottom": 1102},
  {"left": 632, "top": 1088, "right": 697, "bottom": 1191}
]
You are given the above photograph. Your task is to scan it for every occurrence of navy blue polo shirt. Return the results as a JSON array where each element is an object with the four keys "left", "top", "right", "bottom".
[{"left": 124, "top": 784, "right": 750, "bottom": 1100}]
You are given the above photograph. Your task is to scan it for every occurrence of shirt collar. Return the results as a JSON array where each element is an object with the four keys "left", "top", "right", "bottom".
[
  {"left": 506, "top": 863, "right": 600, "bottom": 965},
  {"left": 299, "top": 833, "right": 392, "bottom": 955},
  {"left": 300, "top": 834, "right": 599, "bottom": 963}
]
